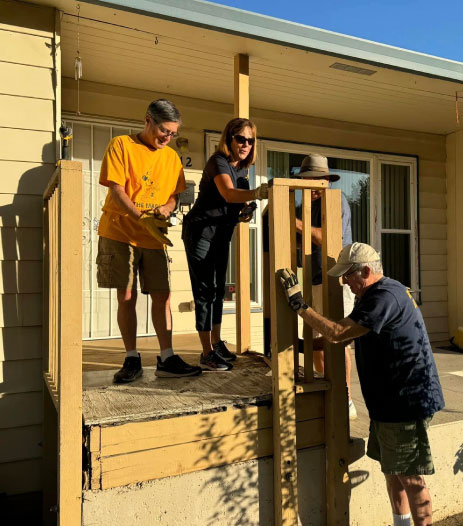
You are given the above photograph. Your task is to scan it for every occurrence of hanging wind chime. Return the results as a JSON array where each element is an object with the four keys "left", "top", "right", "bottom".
[{"left": 75, "top": 3, "right": 83, "bottom": 115}]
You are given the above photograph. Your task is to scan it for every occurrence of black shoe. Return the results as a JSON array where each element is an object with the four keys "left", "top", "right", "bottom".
[
  {"left": 155, "top": 355, "right": 202, "bottom": 378},
  {"left": 213, "top": 340, "right": 237, "bottom": 362},
  {"left": 200, "top": 350, "right": 233, "bottom": 371},
  {"left": 113, "top": 354, "right": 142, "bottom": 384}
]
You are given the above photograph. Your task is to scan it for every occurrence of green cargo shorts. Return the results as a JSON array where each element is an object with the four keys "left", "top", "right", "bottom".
[
  {"left": 96, "top": 237, "right": 170, "bottom": 293},
  {"left": 367, "top": 417, "right": 435, "bottom": 476}
]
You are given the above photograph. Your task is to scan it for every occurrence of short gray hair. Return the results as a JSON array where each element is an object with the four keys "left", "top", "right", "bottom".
[
  {"left": 349, "top": 260, "right": 383, "bottom": 275},
  {"left": 146, "top": 99, "right": 182, "bottom": 125}
]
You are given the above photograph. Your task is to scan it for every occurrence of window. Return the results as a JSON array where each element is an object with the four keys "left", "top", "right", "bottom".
[{"left": 264, "top": 143, "right": 418, "bottom": 292}]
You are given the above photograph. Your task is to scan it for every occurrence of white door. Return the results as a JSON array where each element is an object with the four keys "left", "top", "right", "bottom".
[{"left": 65, "top": 118, "right": 154, "bottom": 340}]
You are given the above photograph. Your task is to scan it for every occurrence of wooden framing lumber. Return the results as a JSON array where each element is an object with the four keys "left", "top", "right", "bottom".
[
  {"left": 57, "top": 161, "right": 83, "bottom": 526},
  {"left": 289, "top": 191, "right": 299, "bottom": 377},
  {"left": 302, "top": 189, "right": 314, "bottom": 383},
  {"left": 268, "top": 184, "right": 299, "bottom": 526},
  {"left": 86, "top": 393, "right": 324, "bottom": 490},
  {"left": 270, "top": 178, "right": 328, "bottom": 190},
  {"left": 234, "top": 53, "right": 251, "bottom": 354},
  {"left": 322, "top": 189, "right": 350, "bottom": 526},
  {"left": 42, "top": 161, "right": 83, "bottom": 526}
]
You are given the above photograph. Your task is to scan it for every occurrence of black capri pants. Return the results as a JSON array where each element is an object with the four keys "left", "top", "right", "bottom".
[{"left": 183, "top": 230, "right": 231, "bottom": 332}]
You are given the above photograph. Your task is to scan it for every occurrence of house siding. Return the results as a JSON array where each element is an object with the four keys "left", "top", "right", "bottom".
[
  {"left": 0, "top": 0, "right": 57, "bottom": 495},
  {"left": 62, "top": 79, "right": 448, "bottom": 344}
]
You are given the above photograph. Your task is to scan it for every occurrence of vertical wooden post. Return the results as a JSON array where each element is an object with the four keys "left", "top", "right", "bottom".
[
  {"left": 289, "top": 191, "right": 299, "bottom": 378},
  {"left": 269, "top": 184, "right": 298, "bottom": 526},
  {"left": 234, "top": 53, "right": 251, "bottom": 354},
  {"left": 302, "top": 189, "right": 314, "bottom": 383},
  {"left": 322, "top": 189, "right": 350, "bottom": 526},
  {"left": 57, "top": 161, "right": 83, "bottom": 526},
  {"left": 262, "top": 208, "right": 271, "bottom": 357}
]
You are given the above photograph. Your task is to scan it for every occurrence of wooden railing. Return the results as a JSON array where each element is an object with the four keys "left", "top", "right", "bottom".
[
  {"left": 43, "top": 160, "right": 83, "bottom": 526},
  {"left": 264, "top": 178, "right": 350, "bottom": 526}
]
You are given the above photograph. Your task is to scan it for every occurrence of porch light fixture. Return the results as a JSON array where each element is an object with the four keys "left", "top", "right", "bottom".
[
  {"left": 176, "top": 136, "right": 189, "bottom": 153},
  {"left": 330, "top": 62, "right": 377, "bottom": 76}
]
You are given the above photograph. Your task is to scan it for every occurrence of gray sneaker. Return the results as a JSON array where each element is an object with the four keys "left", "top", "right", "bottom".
[{"left": 200, "top": 350, "right": 233, "bottom": 371}]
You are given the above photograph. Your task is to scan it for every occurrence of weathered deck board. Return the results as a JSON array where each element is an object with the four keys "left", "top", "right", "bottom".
[{"left": 83, "top": 354, "right": 273, "bottom": 426}]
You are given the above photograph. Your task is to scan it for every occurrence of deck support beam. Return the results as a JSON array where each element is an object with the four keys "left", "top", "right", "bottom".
[
  {"left": 234, "top": 53, "right": 251, "bottom": 354},
  {"left": 268, "top": 184, "right": 299, "bottom": 526},
  {"left": 322, "top": 189, "right": 350, "bottom": 526}
]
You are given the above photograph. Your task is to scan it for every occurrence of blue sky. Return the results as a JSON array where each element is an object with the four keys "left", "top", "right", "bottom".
[{"left": 209, "top": 0, "right": 463, "bottom": 62}]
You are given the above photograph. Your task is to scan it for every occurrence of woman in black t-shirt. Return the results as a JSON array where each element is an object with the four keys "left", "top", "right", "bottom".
[{"left": 182, "top": 118, "right": 268, "bottom": 371}]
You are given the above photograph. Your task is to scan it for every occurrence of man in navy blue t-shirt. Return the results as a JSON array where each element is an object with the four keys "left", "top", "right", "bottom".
[{"left": 279, "top": 242, "right": 444, "bottom": 526}]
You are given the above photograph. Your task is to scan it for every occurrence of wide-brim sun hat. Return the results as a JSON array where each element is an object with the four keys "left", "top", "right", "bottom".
[
  {"left": 298, "top": 153, "right": 340, "bottom": 182},
  {"left": 328, "top": 242, "right": 381, "bottom": 277}
]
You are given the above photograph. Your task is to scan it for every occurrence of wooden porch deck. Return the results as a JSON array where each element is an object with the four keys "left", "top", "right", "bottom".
[{"left": 83, "top": 337, "right": 272, "bottom": 426}]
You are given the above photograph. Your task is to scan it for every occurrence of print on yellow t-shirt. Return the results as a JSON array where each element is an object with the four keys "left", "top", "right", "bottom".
[{"left": 98, "top": 134, "right": 186, "bottom": 249}]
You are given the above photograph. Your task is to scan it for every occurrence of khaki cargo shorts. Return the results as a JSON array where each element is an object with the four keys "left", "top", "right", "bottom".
[
  {"left": 367, "top": 417, "right": 435, "bottom": 476},
  {"left": 96, "top": 237, "right": 170, "bottom": 293}
]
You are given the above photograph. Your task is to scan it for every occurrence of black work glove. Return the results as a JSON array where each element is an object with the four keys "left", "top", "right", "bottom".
[{"left": 278, "top": 268, "right": 305, "bottom": 312}]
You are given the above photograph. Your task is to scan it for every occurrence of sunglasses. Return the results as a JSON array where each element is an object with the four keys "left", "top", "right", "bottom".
[{"left": 233, "top": 134, "right": 255, "bottom": 146}]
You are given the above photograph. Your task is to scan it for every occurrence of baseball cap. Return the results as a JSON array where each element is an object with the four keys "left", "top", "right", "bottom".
[{"left": 328, "top": 242, "right": 381, "bottom": 277}]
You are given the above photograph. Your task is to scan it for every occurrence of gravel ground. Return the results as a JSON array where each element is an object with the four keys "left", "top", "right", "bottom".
[{"left": 433, "top": 512, "right": 463, "bottom": 525}]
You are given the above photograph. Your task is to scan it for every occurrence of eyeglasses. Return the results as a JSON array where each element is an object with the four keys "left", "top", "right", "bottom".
[
  {"left": 157, "top": 123, "right": 178, "bottom": 139},
  {"left": 149, "top": 116, "right": 178, "bottom": 138},
  {"left": 343, "top": 267, "right": 359, "bottom": 280},
  {"left": 233, "top": 134, "right": 255, "bottom": 146}
]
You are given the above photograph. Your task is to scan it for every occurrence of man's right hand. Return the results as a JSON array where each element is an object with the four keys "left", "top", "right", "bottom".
[
  {"left": 139, "top": 211, "right": 173, "bottom": 246},
  {"left": 278, "top": 268, "right": 305, "bottom": 312}
]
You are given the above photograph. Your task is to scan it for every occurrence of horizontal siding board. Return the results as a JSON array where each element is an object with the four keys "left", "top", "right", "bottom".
[
  {"left": 0, "top": 392, "right": 43, "bottom": 429},
  {"left": 424, "top": 317, "right": 448, "bottom": 334},
  {"left": 0, "top": 128, "right": 55, "bottom": 163},
  {"left": 0, "top": 293, "right": 42, "bottom": 328},
  {"left": 420, "top": 208, "right": 446, "bottom": 225},
  {"left": 419, "top": 160, "right": 446, "bottom": 179},
  {"left": 419, "top": 192, "right": 446, "bottom": 210},
  {"left": 0, "top": 61, "right": 54, "bottom": 99},
  {"left": 0, "top": 0, "right": 54, "bottom": 38},
  {"left": 0, "top": 326, "right": 42, "bottom": 360},
  {"left": 0, "top": 261, "right": 42, "bottom": 293},
  {"left": 418, "top": 176, "right": 446, "bottom": 194},
  {"left": 0, "top": 358, "right": 42, "bottom": 395},
  {"left": 429, "top": 332, "right": 449, "bottom": 342},
  {"left": 0, "top": 94, "right": 55, "bottom": 131},
  {"left": 419, "top": 223, "right": 447, "bottom": 240},
  {"left": 420, "top": 255, "right": 447, "bottom": 271},
  {"left": 0, "top": 161, "right": 54, "bottom": 195},
  {"left": 0, "top": 195, "right": 42, "bottom": 227},
  {"left": 420, "top": 270, "right": 447, "bottom": 287},
  {"left": 0, "top": 30, "right": 53, "bottom": 67},
  {"left": 420, "top": 301, "right": 448, "bottom": 318},
  {"left": 419, "top": 239, "right": 447, "bottom": 255},
  {"left": 0, "top": 227, "right": 43, "bottom": 261},
  {"left": 421, "top": 286, "right": 447, "bottom": 303},
  {"left": 0, "top": 425, "right": 42, "bottom": 463},
  {"left": 0, "top": 458, "right": 42, "bottom": 494}
]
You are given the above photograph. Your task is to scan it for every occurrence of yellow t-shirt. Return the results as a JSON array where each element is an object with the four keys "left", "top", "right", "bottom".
[{"left": 98, "top": 134, "right": 186, "bottom": 249}]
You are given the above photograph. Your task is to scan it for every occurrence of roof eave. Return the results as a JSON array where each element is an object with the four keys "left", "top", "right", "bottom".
[{"left": 83, "top": 0, "right": 463, "bottom": 83}]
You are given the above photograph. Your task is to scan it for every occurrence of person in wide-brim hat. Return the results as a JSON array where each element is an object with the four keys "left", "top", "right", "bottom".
[{"left": 298, "top": 153, "right": 340, "bottom": 182}]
